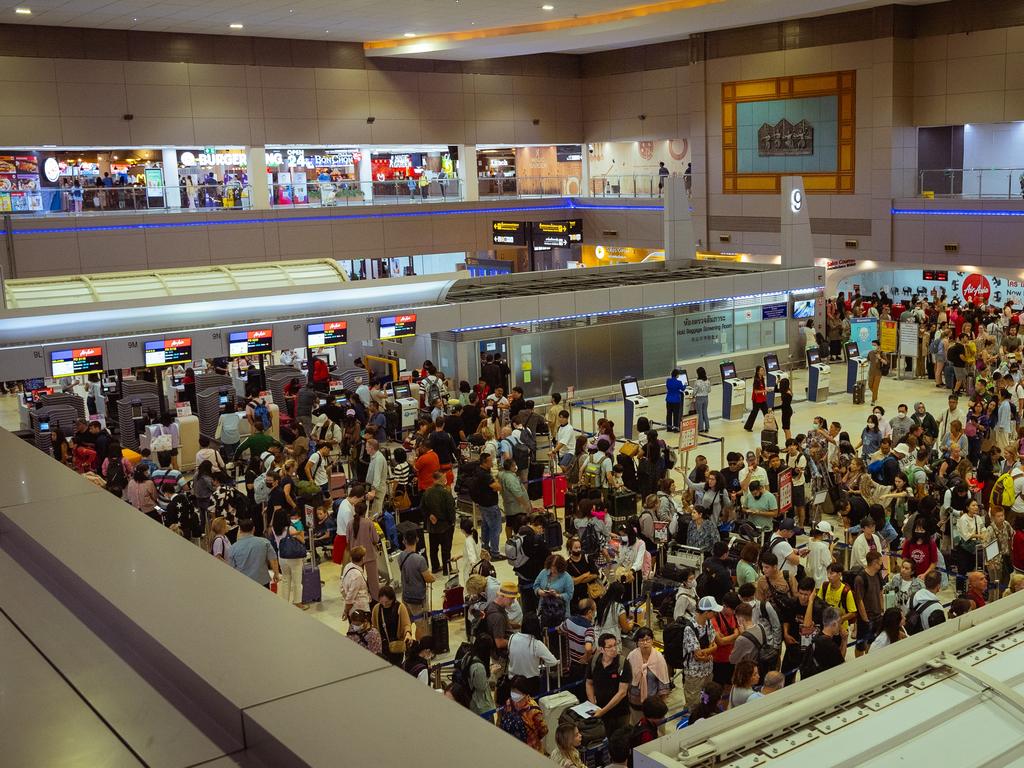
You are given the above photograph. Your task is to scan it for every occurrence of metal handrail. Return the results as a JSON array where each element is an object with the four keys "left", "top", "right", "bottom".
[{"left": 918, "top": 166, "right": 1024, "bottom": 199}]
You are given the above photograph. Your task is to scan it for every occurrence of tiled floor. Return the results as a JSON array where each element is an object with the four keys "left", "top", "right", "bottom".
[{"left": 0, "top": 364, "right": 955, "bottom": 714}]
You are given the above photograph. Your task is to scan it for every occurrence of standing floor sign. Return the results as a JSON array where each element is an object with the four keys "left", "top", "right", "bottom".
[
  {"left": 879, "top": 320, "right": 897, "bottom": 354},
  {"left": 778, "top": 468, "right": 793, "bottom": 516},
  {"left": 678, "top": 414, "right": 699, "bottom": 451},
  {"left": 849, "top": 318, "right": 878, "bottom": 357}
]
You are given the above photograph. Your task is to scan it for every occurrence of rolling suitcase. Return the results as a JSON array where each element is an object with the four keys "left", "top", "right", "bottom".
[
  {"left": 329, "top": 471, "right": 348, "bottom": 501},
  {"left": 527, "top": 461, "right": 545, "bottom": 501},
  {"left": 760, "top": 428, "right": 778, "bottom": 449},
  {"left": 559, "top": 709, "right": 607, "bottom": 752},
  {"left": 543, "top": 515, "right": 564, "bottom": 550},
  {"left": 539, "top": 690, "right": 579, "bottom": 755},
  {"left": 543, "top": 472, "right": 568, "bottom": 510},
  {"left": 428, "top": 588, "right": 450, "bottom": 653},
  {"left": 301, "top": 562, "right": 322, "bottom": 603},
  {"left": 852, "top": 381, "right": 866, "bottom": 404},
  {"left": 442, "top": 569, "right": 463, "bottom": 620}
]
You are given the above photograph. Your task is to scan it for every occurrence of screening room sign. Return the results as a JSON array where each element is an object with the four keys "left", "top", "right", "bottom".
[
  {"left": 678, "top": 415, "right": 699, "bottom": 451},
  {"left": 777, "top": 468, "right": 793, "bottom": 515}
]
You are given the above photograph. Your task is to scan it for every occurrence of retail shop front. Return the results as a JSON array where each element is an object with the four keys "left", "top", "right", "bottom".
[
  {"left": 264, "top": 147, "right": 363, "bottom": 206},
  {"left": 477, "top": 145, "right": 583, "bottom": 197}
]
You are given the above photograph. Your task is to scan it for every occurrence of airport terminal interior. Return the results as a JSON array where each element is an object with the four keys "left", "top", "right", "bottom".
[{"left": 5, "top": 1, "right": 1024, "bottom": 767}]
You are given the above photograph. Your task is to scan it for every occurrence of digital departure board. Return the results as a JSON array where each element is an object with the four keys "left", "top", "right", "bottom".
[
  {"left": 379, "top": 314, "right": 417, "bottom": 340},
  {"left": 144, "top": 337, "right": 193, "bottom": 367},
  {"left": 51, "top": 347, "right": 104, "bottom": 378},
  {"left": 492, "top": 220, "right": 526, "bottom": 246},
  {"left": 307, "top": 321, "right": 348, "bottom": 348},
  {"left": 228, "top": 328, "right": 273, "bottom": 357},
  {"left": 922, "top": 270, "right": 948, "bottom": 281}
]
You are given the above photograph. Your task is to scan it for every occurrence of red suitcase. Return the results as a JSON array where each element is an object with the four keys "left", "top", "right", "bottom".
[
  {"left": 543, "top": 473, "right": 567, "bottom": 509},
  {"left": 329, "top": 471, "right": 348, "bottom": 501},
  {"left": 442, "top": 570, "right": 463, "bottom": 620}
]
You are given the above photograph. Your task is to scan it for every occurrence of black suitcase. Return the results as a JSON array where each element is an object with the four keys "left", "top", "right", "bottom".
[
  {"left": 761, "top": 428, "right": 778, "bottom": 449},
  {"left": 609, "top": 490, "right": 637, "bottom": 528},
  {"left": 544, "top": 518, "right": 564, "bottom": 550},
  {"left": 853, "top": 381, "right": 866, "bottom": 404},
  {"left": 431, "top": 611, "right": 450, "bottom": 654},
  {"left": 527, "top": 461, "right": 545, "bottom": 501}
]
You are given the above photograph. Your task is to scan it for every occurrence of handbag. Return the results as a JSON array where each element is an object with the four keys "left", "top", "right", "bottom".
[
  {"left": 393, "top": 486, "right": 412, "bottom": 512},
  {"left": 278, "top": 531, "right": 306, "bottom": 559},
  {"left": 587, "top": 579, "right": 607, "bottom": 600}
]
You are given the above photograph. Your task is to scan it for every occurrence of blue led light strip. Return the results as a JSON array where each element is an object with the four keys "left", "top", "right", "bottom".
[
  {"left": 450, "top": 286, "right": 819, "bottom": 333},
  {"left": 12, "top": 198, "right": 664, "bottom": 236},
  {"left": 891, "top": 208, "right": 1024, "bottom": 217}
]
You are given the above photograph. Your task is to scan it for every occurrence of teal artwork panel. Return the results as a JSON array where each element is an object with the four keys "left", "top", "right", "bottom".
[{"left": 735, "top": 95, "right": 838, "bottom": 173}]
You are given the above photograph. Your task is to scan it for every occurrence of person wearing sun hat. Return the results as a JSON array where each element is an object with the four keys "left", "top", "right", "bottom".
[{"left": 482, "top": 581, "right": 520, "bottom": 657}]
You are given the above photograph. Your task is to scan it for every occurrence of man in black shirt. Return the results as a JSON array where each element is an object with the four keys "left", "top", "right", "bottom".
[
  {"left": 516, "top": 514, "right": 551, "bottom": 614},
  {"left": 586, "top": 633, "right": 632, "bottom": 736},
  {"left": 427, "top": 418, "right": 459, "bottom": 483},
  {"left": 721, "top": 451, "right": 744, "bottom": 508},
  {"left": 783, "top": 576, "right": 827, "bottom": 681},
  {"left": 493, "top": 353, "right": 511, "bottom": 393},
  {"left": 566, "top": 536, "right": 600, "bottom": 610},
  {"left": 702, "top": 541, "right": 733, "bottom": 602},
  {"left": 469, "top": 453, "right": 502, "bottom": 558},
  {"left": 803, "top": 606, "right": 845, "bottom": 678},
  {"left": 321, "top": 393, "right": 347, "bottom": 427},
  {"left": 462, "top": 394, "right": 483, "bottom": 436},
  {"left": 508, "top": 386, "right": 527, "bottom": 421},
  {"left": 444, "top": 405, "right": 466, "bottom": 444}
]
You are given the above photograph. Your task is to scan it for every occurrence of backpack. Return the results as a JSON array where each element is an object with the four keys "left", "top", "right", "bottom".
[
  {"left": 105, "top": 457, "right": 128, "bottom": 494},
  {"left": 511, "top": 436, "right": 531, "bottom": 470},
  {"left": 167, "top": 492, "right": 200, "bottom": 538},
  {"left": 905, "top": 597, "right": 940, "bottom": 635},
  {"left": 538, "top": 594, "right": 566, "bottom": 628},
  {"left": 661, "top": 617, "right": 693, "bottom": 669},
  {"left": 818, "top": 583, "right": 851, "bottom": 612},
  {"left": 799, "top": 639, "right": 824, "bottom": 679},
  {"left": 452, "top": 647, "right": 481, "bottom": 688},
  {"left": 504, "top": 534, "right": 529, "bottom": 569},
  {"left": 253, "top": 400, "right": 271, "bottom": 430},
  {"left": 753, "top": 601, "right": 782, "bottom": 658},
  {"left": 423, "top": 376, "right": 443, "bottom": 408},
  {"left": 929, "top": 336, "right": 941, "bottom": 356},
  {"left": 580, "top": 520, "right": 602, "bottom": 557},
  {"left": 253, "top": 473, "right": 270, "bottom": 505},
  {"left": 579, "top": 456, "right": 604, "bottom": 489},
  {"left": 517, "top": 425, "right": 536, "bottom": 457},
  {"left": 737, "top": 628, "right": 765, "bottom": 661},
  {"left": 260, "top": 450, "right": 276, "bottom": 473},
  {"left": 842, "top": 567, "right": 864, "bottom": 591},
  {"left": 498, "top": 700, "right": 540, "bottom": 744},
  {"left": 992, "top": 471, "right": 1018, "bottom": 508}
]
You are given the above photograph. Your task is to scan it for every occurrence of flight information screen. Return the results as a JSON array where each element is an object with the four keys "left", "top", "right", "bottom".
[
  {"left": 228, "top": 328, "right": 273, "bottom": 357},
  {"left": 379, "top": 314, "right": 417, "bottom": 340},
  {"left": 144, "top": 337, "right": 192, "bottom": 367},
  {"left": 307, "top": 321, "right": 348, "bottom": 348},
  {"left": 51, "top": 347, "right": 104, "bottom": 378}
]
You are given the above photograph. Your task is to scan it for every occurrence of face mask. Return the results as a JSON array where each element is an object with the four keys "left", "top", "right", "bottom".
[{"left": 510, "top": 691, "right": 525, "bottom": 702}]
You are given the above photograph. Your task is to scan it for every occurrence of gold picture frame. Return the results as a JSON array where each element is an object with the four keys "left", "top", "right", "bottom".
[{"left": 722, "top": 70, "right": 856, "bottom": 194}]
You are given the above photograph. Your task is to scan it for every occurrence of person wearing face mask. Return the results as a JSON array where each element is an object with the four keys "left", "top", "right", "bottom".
[
  {"left": 565, "top": 535, "right": 601, "bottom": 610},
  {"left": 889, "top": 404, "right": 914, "bottom": 445},
  {"left": 912, "top": 402, "right": 939, "bottom": 445}
]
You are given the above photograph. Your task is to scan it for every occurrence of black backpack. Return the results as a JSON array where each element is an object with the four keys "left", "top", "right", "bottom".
[
  {"left": 905, "top": 597, "right": 940, "bottom": 635},
  {"left": 105, "top": 458, "right": 127, "bottom": 495},
  {"left": 662, "top": 617, "right": 691, "bottom": 669},
  {"left": 579, "top": 520, "right": 601, "bottom": 557},
  {"left": 167, "top": 493, "right": 200, "bottom": 537}
]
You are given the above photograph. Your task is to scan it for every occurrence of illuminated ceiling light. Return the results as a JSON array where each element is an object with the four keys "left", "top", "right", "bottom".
[
  {"left": 403, "top": 32, "right": 416, "bottom": 37},
  {"left": 542, "top": 4, "right": 555, "bottom": 9},
  {"left": 229, "top": 23, "right": 243, "bottom": 29},
  {"left": 15, "top": 8, "right": 31, "bottom": 15}
]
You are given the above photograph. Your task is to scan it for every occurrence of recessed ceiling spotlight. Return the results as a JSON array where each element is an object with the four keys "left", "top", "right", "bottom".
[
  {"left": 404, "top": 32, "right": 416, "bottom": 37},
  {"left": 542, "top": 4, "right": 554, "bottom": 10},
  {"left": 229, "top": 23, "right": 243, "bottom": 29},
  {"left": 132, "top": 17, "right": 137, "bottom": 21},
  {"left": 15, "top": 7, "right": 31, "bottom": 14}
]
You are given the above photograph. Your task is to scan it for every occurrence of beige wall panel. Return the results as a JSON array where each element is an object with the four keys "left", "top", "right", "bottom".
[
  {"left": 190, "top": 86, "right": 250, "bottom": 119},
  {"left": 261, "top": 65, "right": 315, "bottom": 89},
  {"left": 366, "top": 69, "right": 418, "bottom": 92},
  {"left": 368, "top": 89, "right": 418, "bottom": 120},
  {"left": 947, "top": 28, "right": 1007, "bottom": 59},
  {"left": 513, "top": 93, "right": 550, "bottom": 122},
  {"left": 262, "top": 117, "right": 319, "bottom": 144},
  {"left": 418, "top": 91, "right": 465, "bottom": 121},
  {"left": 369, "top": 118, "right": 421, "bottom": 144},
  {"left": 607, "top": 90, "right": 643, "bottom": 120},
  {"left": 205, "top": 226, "right": 268, "bottom": 262},
  {"left": 54, "top": 59, "right": 124, "bottom": 84},
  {"left": 1006, "top": 53, "right": 1024, "bottom": 91},
  {"left": 317, "top": 118, "right": 371, "bottom": 144},
  {"left": 0, "top": 56, "right": 55, "bottom": 82},
  {"left": 946, "top": 91, "right": 1005, "bottom": 124},
  {"left": 474, "top": 92, "right": 514, "bottom": 121},
  {"left": 913, "top": 95, "right": 947, "bottom": 125},
  {"left": 193, "top": 117, "right": 252, "bottom": 145},
  {"left": 784, "top": 46, "right": 831, "bottom": 76},
  {"left": 0, "top": 81, "right": 57, "bottom": 116},
  {"left": 128, "top": 117, "right": 196, "bottom": 145},
  {"left": 420, "top": 119, "right": 466, "bottom": 144},
  {"left": 382, "top": 217, "right": 433, "bottom": 249},
  {"left": 277, "top": 223, "right": 333, "bottom": 257},
  {"left": 187, "top": 63, "right": 247, "bottom": 87},
  {"left": 316, "top": 90, "right": 371, "bottom": 120},
  {"left": 418, "top": 71, "right": 464, "bottom": 93},
  {"left": 475, "top": 120, "right": 515, "bottom": 143},
  {"left": 261, "top": 87, "right": 316, "bottom": 119},
  {"left": 642, "top": 68, "right": 677, "bottom": 90},
  {"left": 331, "top": 218, "right": 385, "bottom": 252},
  {"left": 0, "top": 115, "right": 60, "bottom": 144},
  {"left": 472, "top": 73, "right": 514, "bottom": 95},
  {"left": 314, "top": 68, "right": 368, "bottom": 91},
  {"left": 59, "top": 116, "right": 129, "bottom": 145},
  {"left": 583, "top": 92, "right": 609, "bottom": 123},
  {"left": 1007, "top": 26, "right": 1024, "bottom": 53},
  {"left": 125, "top": 61, "right": 189, "bottom": 86},
  {"left": 830, "top": 40, "right": 875, "bottom": 70},
  {"left": 738, "top": 51, "right": 784, "bottom": 80},
  {"left": 57, "top": 82, "right": 126, "bottom": 117},
  {"left": 246, "top": 87, "right": 265, "bottom": 118},
  {"left": 604, "top": 72, "right": 643, "bottom": 94},
  {"left": 77, "top": 232, "right": 150, "bottom": 272},
  {"left": 12, "top": 235, "right": 81, "bottom": 277},
  {"left": 125, "top": 84, "right": 192, "bottom": 118},
  {"left": 641, "top": 87, "right": 676, "bottom": 117},
  {"left": 947, "top": 55, "right": 1005, "bottom": 95},
  {"left": 913, "top": 35, "right": 948, "bottom": 63},
  {"left": 1004, "top": 89, "right": 1024, "bottom": 121},
  {"left": 143, "top": 228, "right": 213, "bottom": 269}
]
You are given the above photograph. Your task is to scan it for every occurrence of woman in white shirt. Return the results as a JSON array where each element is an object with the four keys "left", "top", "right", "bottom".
[
  {"left": 457, "top": 517, "right": 482, "bottom": 582},
  {"left": 594, "top": 581, "right": 634, "bottom": 645},
  {"left": 869, "top": 607, "right": 906, "bottom": 653},
  {"left": 195, "top": 435, "right": 226, "bottom": 472},
  {"left": 507, "top": 615, "right": 559, "bottom": 691}
]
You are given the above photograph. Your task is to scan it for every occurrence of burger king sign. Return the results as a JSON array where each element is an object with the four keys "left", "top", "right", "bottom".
[{"left": 961, "top": 273, "right": 991, "bottom": 305}]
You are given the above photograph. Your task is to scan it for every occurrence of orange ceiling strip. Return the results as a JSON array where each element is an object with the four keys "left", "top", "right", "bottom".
[{"left": 364, "top": 0, "right": 725, "bottom": 51}]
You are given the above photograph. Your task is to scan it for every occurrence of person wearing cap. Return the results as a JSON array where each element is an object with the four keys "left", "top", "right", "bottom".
[
  {"left": 805, "top": 521, "right": 836, "bottom": 588},
  {"left": 741, "top": 480, "right": 778, "bottom": 534},
  {"left": 740, "top": 450, "right": 769, "bottom": 491},
  {"left": 678, "top": 597, "right": 720, "bottom": 713},
  {"left": 767, "top": 519, "right": 805, "bottom": 580}
]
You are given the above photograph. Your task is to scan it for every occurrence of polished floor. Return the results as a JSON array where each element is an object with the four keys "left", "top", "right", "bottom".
[{"left": 0, "top": 364, "right": 955, "bottom": 714}]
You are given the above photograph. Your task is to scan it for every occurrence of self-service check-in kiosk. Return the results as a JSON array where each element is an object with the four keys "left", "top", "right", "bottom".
[
  {"left": 720, "top": 361, "right": 745, "bottom": 420},
  {"left": 806, "top": 347, "right": 831, "bottom": 402},
  {"left": 845, "top": 341, "right": 868, "bottom": 394},
  {"left": 620, "top": 376, "right": 648, "bottom": 439},
  {"left": 764, "top": 353, "right": 782, "bottom": 409},
  {"left": 389, "top": 381, "right": 419, "bottom": 435},
  {"left": 678, "top": 369, "right": 696, "bottom": 416}
]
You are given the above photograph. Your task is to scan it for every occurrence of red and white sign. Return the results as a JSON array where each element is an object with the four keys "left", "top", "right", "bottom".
[
  {"left": 778, "top": 468, "right": 793, "bottom": 515},
  {"left": 961, "top": 273, "right": 991, "bottom": 305},
  {"left": 678, "top": 414, "right": 699, "bottom": 451}
]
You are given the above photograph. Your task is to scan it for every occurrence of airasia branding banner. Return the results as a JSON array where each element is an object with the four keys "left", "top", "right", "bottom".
[{"left": 961, "top": 273, "right": 991, "bottom": 305}]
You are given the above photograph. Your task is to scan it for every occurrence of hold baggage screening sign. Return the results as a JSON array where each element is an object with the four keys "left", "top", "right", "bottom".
[
  {"left": 678, "top": 415, "right": 699, "bottom": 451},
  {"left": 778, "top": 468, "right": 793, "bottom": 514}
]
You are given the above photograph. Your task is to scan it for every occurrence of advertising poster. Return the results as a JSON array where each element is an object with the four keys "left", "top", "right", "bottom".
[
  {"left": 778, "top": 468, "right": 793, "bottom": 515},
  {"left": 291, "top": 171, "right": 308, "bottom": 204},
  {"left": 879, "top": 320, "right": 897, "bottom": 353},
  {"left": 849, "top": 317, "right": 878, "bottom": 356},
  {"left": 678, "top": 415, "right": 699, "bottom": 451},
  {"left": 276, "top": 171, "right": 293, "bottom": 205}
]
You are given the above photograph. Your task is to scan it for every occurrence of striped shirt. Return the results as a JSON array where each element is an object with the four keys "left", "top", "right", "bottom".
[{"left": 560, "top": 614, "right": 596, "bottom": 665}]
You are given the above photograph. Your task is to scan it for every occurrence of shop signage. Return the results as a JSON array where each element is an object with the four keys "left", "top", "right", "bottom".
[
  {"left": 961, "top": 273, "right": 991, "bottom": 305},
  {"left": 922, "top": 270, "right": 948, "bottom": 281},
  {"left": 389, "top": 154, "right": 412, "bottom": 168},
  {"left": 179, "top": 150, "right": 248, "bottom": 168},
  {"left": 676, "top": 310, "right": 732, "bottom": 354},
  {"left": 43, "top": 157, "right": 60, "bottom": 182},
  {"left": 493, "top": 221, "right": 526, "bottom": 246},
  {"left": 762, "top": 303, "right": 788, "bottom": 320},
  {"left": 556, "top": 145, "right": 583, "bottom": 162},
  {"left": 532, "top": 219, "right": 582, "bottom": 248}
]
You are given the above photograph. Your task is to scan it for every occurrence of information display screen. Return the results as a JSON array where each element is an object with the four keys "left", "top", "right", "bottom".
[
  {"left": 144, "top": 337, "right": 192, "bottom": 367},
  {"left": 720, "top": 362, "right": 737, "bottom": 380},
  {"left": 392, "top": 381, "right": 412, "bottom": 399},
  {"left": 793, "top": 299, "right": 815, "bottom": 319},
  {"left": 492, "top": 221, "right": 526, "bottom": 246},
  {"left": 532, "top": 219, "right": 582, "bottom": 248},
  {"left": 621, "top": 379, "right": 639, "bottom": 398},
  {"left": 228, "top": 328, "right": 273, "bottom": 357},
  {"left": 765, "top": 353, "right": 780, "bottom": 372},
  {"left": 379, "top": 314, "right": 417, "bottom": 340},
  {"left": 923, "top": 270, "right": 948, "bottom": 281},
  {"left": 51, "top": 347, "right": 104, "bottom": 378},
  {"left": 845, "top": 341, "right": 861, "bottom": 360},
  {"left": 807, "top": 347, "right": 821, "bottom": 365},
  {"left": 307, "top": 321, "right": 348, "bottom": 348}
]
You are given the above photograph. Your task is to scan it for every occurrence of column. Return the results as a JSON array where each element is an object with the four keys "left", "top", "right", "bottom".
[
  {"left": 457, "top": 144, "right": 478, "bottom": 202},
  {"left": 161, "top": 149, "right": 180, "bottom": 209},
  {"left": 663, "top": 175, "right": 695, "bottom": 261},
  {"left": 358, "top": 148, "right": 373, "bottom": 204},
  {"left": 780, "top": 176, "right": 813, "bottom": 267},
  {"left": 580, "top": 145, "right": 591, "bottom": 197},
  {"left": 246, "top": 146, "right": 271, "bottom": 210}
]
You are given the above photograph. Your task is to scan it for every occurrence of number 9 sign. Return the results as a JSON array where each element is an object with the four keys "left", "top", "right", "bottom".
[{"left": 790, "top": 188, "right": 803, "bottom": 213}]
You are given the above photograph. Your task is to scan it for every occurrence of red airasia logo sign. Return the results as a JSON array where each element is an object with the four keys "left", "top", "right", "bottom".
[{"left": 961, "top": 274, "right": 991, "bottom": 305}]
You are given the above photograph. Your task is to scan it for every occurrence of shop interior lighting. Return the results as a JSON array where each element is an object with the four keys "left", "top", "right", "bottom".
[
  {"left": 403, "top": 32, "right": 416, "bottom": 38},
  {"left": 229, "top": 23, "right": 244, "bottom": 29},
  {"left": 542, "top": 4, "right": 555, "bottom": 9},
  {"left": 15, "top": 8, "right": 31, "bottom": 15}
]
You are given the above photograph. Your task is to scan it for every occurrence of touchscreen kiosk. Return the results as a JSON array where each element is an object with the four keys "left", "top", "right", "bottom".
[
  {"left": 806, "top": 347, "right": 820, "bottom": 365},
  {"left": 845, "top": 341, "right": 868, "bottom": 394},
  {"left": 388, "top": 380, "right": 418, "bottom": 434},
  {"left": 619, "top": 377, "right": 648, "bottom": 439},
  {"left": 719, "top": 361, "right": 745, "bottom": 420},
  {"left": 845, "top": 341, "right": 861, "bottom": 360},
  {"left": 765, "top": 354, "right": 780, "bottom": 372},
  {"left": 720, "top": 362, "right": 737, "bottom": 381},
  {"left": 806, "top": 347, "right": 831, "bottom": 403}
]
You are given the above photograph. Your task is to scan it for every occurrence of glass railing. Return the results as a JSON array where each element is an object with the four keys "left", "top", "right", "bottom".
[
  {"left": 918, "top": 168, "right": 1024, "bottom": 199},
  {"left": 5, "top": 174, "right": 672, "bottom": 217}
]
